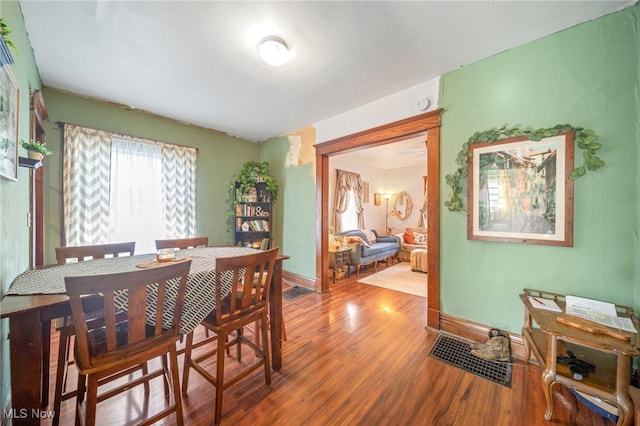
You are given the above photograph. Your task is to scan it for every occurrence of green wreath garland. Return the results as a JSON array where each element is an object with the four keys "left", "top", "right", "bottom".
[{"left": 445, "top": 124, "right": 604, "bottom": 212}]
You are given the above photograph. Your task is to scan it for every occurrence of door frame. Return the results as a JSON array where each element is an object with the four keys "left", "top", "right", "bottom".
[{"left": 314, "top": 110, "right": 442, "bottom": 329}]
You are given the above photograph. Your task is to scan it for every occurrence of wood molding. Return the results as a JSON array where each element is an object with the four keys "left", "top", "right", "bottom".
[
  {"left": 439, "top": 313, "right": 528, "bottom": 361},
  {"left": 315, "top": 110, "right": 442, "bottom": 329}
]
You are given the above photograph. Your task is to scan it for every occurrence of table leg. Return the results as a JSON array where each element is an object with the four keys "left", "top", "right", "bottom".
[
  {"left": 8, "top": 311, "right": 44, "bottom": 425},
  {"left": 41, "top": 320, "right": 51, "bottom": 407},
  {"left": 616, "top": 354, "right": 633, "bottom": 426},
  {"left": 542, "top": 334, "right": 557, "bottom": 421},
  {"left": 269, "top": 258, "right": 283, "bottom": 371}
]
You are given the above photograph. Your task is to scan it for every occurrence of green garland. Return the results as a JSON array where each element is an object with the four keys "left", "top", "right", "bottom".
[{"left": 445, "top": 124, "right": 604, "bottom": 212}]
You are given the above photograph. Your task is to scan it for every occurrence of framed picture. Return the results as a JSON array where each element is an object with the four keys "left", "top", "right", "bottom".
[
  {"left": 363, "top": 181, "right": 370, "bottom": 203},
  {"left": 0, "top": 65, "right": 19, "bottom": 181},
  {"left": 374, "top": 193, "right": 381, "bottom": 206},
  {"left": 467, "top": 131, "right": 574, "bottom": 247}
]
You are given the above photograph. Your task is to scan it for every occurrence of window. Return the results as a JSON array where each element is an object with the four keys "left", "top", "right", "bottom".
[
  {"left": 332, "top": 169, "right": 364, "bottom": 233},
  {"left": 109, "top": 138, "right": 165, "bottom": 253},
  {"left": 340, "top": 190, "right": 359, "bottom": 231},
  {"left": 63, "top": 124, "right": 197, "bottom": 253}
]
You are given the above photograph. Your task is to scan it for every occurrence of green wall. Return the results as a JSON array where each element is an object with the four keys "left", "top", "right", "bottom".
[
  {"left": 439, "top": 5, "right": 638, "bottom": 333},
  {"left": 0, "top": 0, "right": 44, "bottom": 413},
  {"left": 261, "top": 135, "right": 316, "bottom": 278},
  {"left": 41, "top": 89, "right": 260, "bottom": 264}
]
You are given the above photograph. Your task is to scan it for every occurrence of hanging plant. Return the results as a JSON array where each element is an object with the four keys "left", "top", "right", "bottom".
[
  {"left": 226, "top": 161, "right": 279, "bottom": 239},
  {"left": 445, "top": 124, "right": 604, "bottom": 212}
]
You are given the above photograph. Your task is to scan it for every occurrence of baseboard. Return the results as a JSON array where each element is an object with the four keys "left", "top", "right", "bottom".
[
  {"left": 282, "top": 269, "right": 316, "bottom": 292},
  {"left": 439, "top": 313, "right": 527, "bottom": 361}
]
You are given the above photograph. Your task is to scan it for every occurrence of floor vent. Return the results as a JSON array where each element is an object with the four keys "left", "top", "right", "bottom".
[
  {"left": 429, "top": 334, "right": 512, "bottom": 388},
  {"left": 282, "top": 286, "right": 314, "bottom": 301}
]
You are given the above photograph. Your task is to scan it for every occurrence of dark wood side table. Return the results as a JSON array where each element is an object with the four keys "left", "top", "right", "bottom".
[
  {"left": 520, "top": 288, "right": 639, "bottom": 426},
  {"left": 329, "top": 249, "right": 351, "bottom": 283}
]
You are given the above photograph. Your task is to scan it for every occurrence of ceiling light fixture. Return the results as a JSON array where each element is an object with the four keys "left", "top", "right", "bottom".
[{"left": 259, "top": 35, "right": 290, "bottom": 66}]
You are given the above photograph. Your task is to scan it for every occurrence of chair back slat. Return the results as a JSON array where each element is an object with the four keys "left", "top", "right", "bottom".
[
  {"left": 65, "top": 260, "right": 191, "bottom": 371},
  {"left": 56, "top": 242, "right": 136, "bottom": 265},
  {"left": 102, "top": 291, "right": 118, "bottom": 352},
  {"left": 154, "top": 282, "right": 168, "bottom": 335},
  {"left": 214, "top": 248, "right": 278, "bottom": 324},
  {"left": 155, "top": 237, "right": 208, "bottom": 250}
]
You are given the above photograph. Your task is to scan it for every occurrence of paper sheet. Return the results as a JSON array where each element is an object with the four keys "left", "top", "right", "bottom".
[{"left": 565, "top": 295, "right": 637, "bottom": 334}]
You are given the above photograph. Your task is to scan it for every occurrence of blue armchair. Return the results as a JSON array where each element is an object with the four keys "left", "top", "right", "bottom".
[{"left": 335, "top": 229, "right": 400, "bottom": 276}]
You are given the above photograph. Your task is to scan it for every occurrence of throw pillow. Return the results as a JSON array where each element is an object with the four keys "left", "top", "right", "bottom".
[
  {"left": 413, "top": 232, "right": 427, "bottom": 245},
  {"left": 362, "top": 229, "right": 377, "bottom": 245},
  {"left": 404, "top": 231, "right": 415, "bottom": 244},
  {"left": 347, "top": 236, "right": 370, "bottom": 247}
]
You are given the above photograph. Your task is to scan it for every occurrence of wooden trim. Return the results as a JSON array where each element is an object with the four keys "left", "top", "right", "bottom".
[
  {"left": 439, "top": 313, "right": 529, "bottom": 361},
  {"left": 30, "top": 90, "right": 48, "bottom": 268},
  {"left": 426, "top": 125, "right": 440, "bottom": 329},
  {"left": 314, "top": 110, "right": 440, "bottom": 156},
  {"left": 315, "top": 154, "right": 330, "bottom": 292},
  {"left": 314, "top": 110, "right": 442, "bottom": 328}
]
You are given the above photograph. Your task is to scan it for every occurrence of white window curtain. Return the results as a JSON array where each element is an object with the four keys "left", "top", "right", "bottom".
[
  {"left": 63, "top": 124, "right": 197, "bottom": 253},
  {"left": 332, "top": 169, "right": 364, "bottom": 233},
  {"left": 109, "top": 137, "right": 164, "bottom": 254}
]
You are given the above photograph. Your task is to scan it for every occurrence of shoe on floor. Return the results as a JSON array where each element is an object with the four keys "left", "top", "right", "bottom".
[
  {"left": 469, "top": 329, "right": 507, "bottom": 350},
  {"left": 471, "top": 335, "right": 511, "bottom": 361}
]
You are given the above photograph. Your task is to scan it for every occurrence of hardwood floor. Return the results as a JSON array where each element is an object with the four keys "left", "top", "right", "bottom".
[{"left": 46, "top": 263, "right": 615, "bottom": 425}]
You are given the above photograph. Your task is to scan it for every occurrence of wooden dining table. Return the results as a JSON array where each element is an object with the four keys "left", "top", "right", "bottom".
[{"left": 0, "top": 246, "right": 288, "bottom": 425}]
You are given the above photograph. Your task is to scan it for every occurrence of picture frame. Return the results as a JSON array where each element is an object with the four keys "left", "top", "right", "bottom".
[
  {"left": 467, "top": 131, "right": 574, "bottom": 247},
  {"left": 0, "top": 65, "right": 19, "bottom": 181},
  {"left": 374, "top": 193, "right": 381, "bottom": 206}
]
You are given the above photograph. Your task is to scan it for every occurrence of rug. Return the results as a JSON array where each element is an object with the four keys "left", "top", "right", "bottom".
[
  {"left": 282, "top": 286, "right": 315, "bottom": 301},
  {"left": 357, "top": 262, "right": 426, "bottom": 297},
  {"left": 429, "top": 334, "right": 512, "bottom": 388}
]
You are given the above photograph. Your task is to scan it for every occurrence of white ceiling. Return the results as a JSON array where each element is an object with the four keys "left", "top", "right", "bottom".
[
  {"left": 21, "top": 0, "right": 634, "bottom": 146},
  {"left": 337, "top": 135, "right": 428, "bottom": 169}
]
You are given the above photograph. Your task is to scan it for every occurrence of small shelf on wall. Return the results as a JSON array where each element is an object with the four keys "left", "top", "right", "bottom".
[{"left": 18, "top": 156, "right": 43, "bottom": 169}]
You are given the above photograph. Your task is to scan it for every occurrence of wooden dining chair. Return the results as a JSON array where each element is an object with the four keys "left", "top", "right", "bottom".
[
  {"left": 65, "top": 259, "right": 191, "bottom": 426},
  {"left": 155, "top": 237, "right": 211, "bottom": 345},
  {"left": 181, "top": 248, "right": 279, "bottom": 426},
  {"left": 52, "top": 241, "right": 136, "bottom": 426},
  {"left": 55, "top": 241, "right": 136, "bottom": 264},
  {"left": 155, "top": 236, "right": 209, "bottom": 250}
]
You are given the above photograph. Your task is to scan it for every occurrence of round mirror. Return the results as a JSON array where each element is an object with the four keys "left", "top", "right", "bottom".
[{"left": 390, "top": 191, "right": 413, "bottom": 221}]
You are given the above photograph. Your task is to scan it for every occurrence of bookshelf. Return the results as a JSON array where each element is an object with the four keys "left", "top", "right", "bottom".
[{"left": 234, "top": 181, "right": 272, "bottom": 249}]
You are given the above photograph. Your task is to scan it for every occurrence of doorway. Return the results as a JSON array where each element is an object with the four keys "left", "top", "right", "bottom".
[{"left": 314, "top": 110, "right": 442, "bottom": 329}]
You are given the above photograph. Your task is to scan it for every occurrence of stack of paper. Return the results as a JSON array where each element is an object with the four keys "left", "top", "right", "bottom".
[{"left": 565, "top": 295, "right": 637, "bottom": 334}]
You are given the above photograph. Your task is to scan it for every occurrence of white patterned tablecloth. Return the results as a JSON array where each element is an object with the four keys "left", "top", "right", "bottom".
[{"left": 8, "top": 246, "right": 259, "bottom": 335}]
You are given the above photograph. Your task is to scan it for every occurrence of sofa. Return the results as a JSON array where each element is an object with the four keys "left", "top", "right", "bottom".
[
  {"left": 397, "top": 226, "right": 428, "bottom": 260},
  {"left": 335, "top": 229, "right": 400, "bottom": 276}
]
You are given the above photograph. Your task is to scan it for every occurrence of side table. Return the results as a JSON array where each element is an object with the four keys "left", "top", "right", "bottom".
[
  {"left": 520, "top": 288, "right": 639, "bottom": 426},
  {"left": 329, "top": 249, "right": 351, "bottom": 283}
]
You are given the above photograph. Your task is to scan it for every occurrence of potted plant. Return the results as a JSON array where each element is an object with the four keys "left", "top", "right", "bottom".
[
  {"left": 0, "top": 17, "right": 19, "bottom": 56},
  {"left": 20, "top": 140, "right": 52, "bottom": 161}
]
